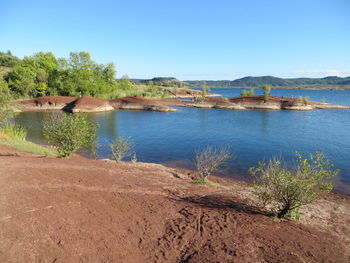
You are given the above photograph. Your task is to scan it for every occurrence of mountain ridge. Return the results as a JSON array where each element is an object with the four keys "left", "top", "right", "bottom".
[{"left": 131, "top": 75, "right": 350, "bottom": 89}]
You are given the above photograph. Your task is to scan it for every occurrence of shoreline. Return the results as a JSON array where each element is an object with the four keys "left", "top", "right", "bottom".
[
  {"left": 9, "top": 132, "right": 350, "bottom": 198},
  {"left": 0, "top": 142, "right": 349, "bottom": 262},
  {"left": 0, "top": 141, "right": 350, "bottom": 263},
  {"left": 12, "top": 94, "right": 350, "bottom": 113}
]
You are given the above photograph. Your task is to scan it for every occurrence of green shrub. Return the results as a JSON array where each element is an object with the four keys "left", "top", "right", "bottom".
[
  {"left": 247, "top": 88, "right": 255, "bottom": 96},
  {"left": 0, "top": 123, "right": 27, "bottom": 140},
  {"left": 0, "top": 79, "right": 14, "bottom": 126},
  {"left": 241, "top": 88, "right": 255, "bottom": 97},
  {"left": 109, "top": 136, "right": 135, "bottom": 162},
  {"left": 262, "top": 85, "right": 271, "bottom": 102},
  {"left": 303, "top": 96, "right": 310, "bottom": 105},
  {"left": 195, "top": 146, "right": 231, "bottom": 180},
  {"left": 200, "top": 81, "right": 210, "bottom": 101},
  {"left": 298, "top": 96, "right": 303, "bottom": 104},
  {"left": 43, "top": 112, "right": 98, "bottom": 157},
  {"left": 240, "top": 89, "right": 247, "bottom": 96},
  {"left": 250, "top": 152, "right": 339, "bottom": 218}
]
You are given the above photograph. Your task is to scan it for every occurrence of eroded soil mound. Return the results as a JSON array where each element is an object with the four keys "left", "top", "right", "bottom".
[
  {"left": 13, "top": 95, "right": 177, "bottom": 113},
  {"left": 0, "top": 145, "right": 349, "bottom": 262},
  {"left": 67, "top": 96, "right": 114, "bottom": 112},
  {"left": 13, "top": 96, "right": 77, "bottom": 111},
  {"left": 110, "top": 96, "right": 176, "bottom": 112}
]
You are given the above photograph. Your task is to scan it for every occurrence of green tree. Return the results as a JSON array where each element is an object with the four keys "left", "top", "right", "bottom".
[
  {"left": 7, "top": 65, "right": 36, "bottom": 97},
  {"left": 0, "top": 80, "right": 14, "bottom": 126},
  {"left": 55, "top": 52, "right": 117, "bottom": 97},
  {"left": 250, "top": 152, "right": 339, "bottom": 218},
  {"left": 118, "top": 75, "right": 133, "bottom": 91},
  {"left": 248, "top": 88, "right": 255, "bottom": 96},
  {"left": 43, "top": 112, "right": 98, "bottom": 157},
  {"left": 241, "top": 88, "right": 255, "bottom": 96},
  {"left": 7, "top": 52, "right": 59, "bottom": 98},
  {"left": 200, "top": 81, "right": 210, "bottom": 101},
  {"left": 240, "top": 89, "right": 247, "bottom": 96},
  {"left": 262, "top": 85, "right": 271, "bottom": 101},
  {"left": 0, "top": 51, "right": 21, "bottom": 67}
]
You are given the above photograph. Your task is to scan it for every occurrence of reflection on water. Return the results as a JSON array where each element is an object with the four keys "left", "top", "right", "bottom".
[
  {"left": 260, "top": 110, "right": 270, "bottom": 135},
  {"left": 14, "top": 88, "right": 350, "bottom": 195}
]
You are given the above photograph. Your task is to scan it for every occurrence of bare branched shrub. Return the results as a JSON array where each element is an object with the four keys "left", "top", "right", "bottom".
[
  {"left": 195, "top": 146, "right": 231, "bottom": 180},
  {"left": 109, "top": 136, "right": 135, "bottom": 162}
]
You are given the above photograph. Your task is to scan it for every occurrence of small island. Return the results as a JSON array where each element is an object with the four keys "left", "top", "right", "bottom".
[{"left": 12, "top": 94, "right": 350, "bottom": 113}]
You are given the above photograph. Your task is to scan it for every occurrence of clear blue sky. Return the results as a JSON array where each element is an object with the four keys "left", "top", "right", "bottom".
[{"left": 1, "top": 0, "right": 349, "bottom": 80}]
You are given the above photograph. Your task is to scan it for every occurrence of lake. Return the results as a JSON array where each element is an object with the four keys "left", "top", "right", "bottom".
[{"left": 14, "top": 88, "right": 350, "bottom": 195}]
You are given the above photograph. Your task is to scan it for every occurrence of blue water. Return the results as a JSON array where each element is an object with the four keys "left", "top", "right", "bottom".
[{"left": 14, "top": 88, "right": 350, "bottom": 194}]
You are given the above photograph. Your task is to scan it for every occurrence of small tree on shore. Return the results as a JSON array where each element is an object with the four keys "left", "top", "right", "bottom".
[
  {"left": 43, "top": 112, "right": 98, "bottom": 157},
  {"left": 262, "top": 85, "right": 271, "bottom": 102},
  {"left": 240, "top": 88, "right": 254, "bottom": 97},
  {"left": 298, "top": 96, "right": 303, "bottom": 105},
  {"left": 109, "top": 136, "right": 135, "bottom": 162},
  {"left": 303, "top": 96, "right": 310, "bottom": 105},
  {"left": 248, "top": 88, "right": 255, "bottom": 96},
  {"left": 200, "top": 81, "right": 210, "bottom": 101},
  {"left": 0, "top": 80, "right": 14, "bottom": 126},
  {"left": 250, "top": 152, "right": 339, "bottom": 218},
  {"left": 240, "top": 89, "right": 247, "bottom": 96},
  {"left": 195, "top": 146, "right": 231, "bottom": 182}
]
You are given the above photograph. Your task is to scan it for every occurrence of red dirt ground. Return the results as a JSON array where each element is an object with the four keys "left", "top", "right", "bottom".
[
  {"left": 14, "top": 96, "right": 78, "bottom": 106},
  {"left": 0, "top": 145, "right": 349, "bottom": 262}
]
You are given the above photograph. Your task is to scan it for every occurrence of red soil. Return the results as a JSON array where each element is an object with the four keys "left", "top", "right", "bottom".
[
  {"left": 14, "top": 96, "right": 77, "bottom": 106},
  {"left": 67, "top": 96, "right": 112, "bottom": 112},
  {"left": 0, "top": 145, "right": 349, "bottom": 262},
  {"left": 110, "top": 96, "right": 166, "bottom": 107},
  {"left": 226, "top": 95, "right": 299, "bottom": 105}
]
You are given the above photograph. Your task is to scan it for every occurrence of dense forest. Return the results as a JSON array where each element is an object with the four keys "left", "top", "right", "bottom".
[{"left": 0, "top": 51, "right": 174, "bottom": 100}]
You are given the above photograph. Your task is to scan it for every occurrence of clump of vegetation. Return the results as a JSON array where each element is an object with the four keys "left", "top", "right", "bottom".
[
  {"left": 195, "top": 146, "right": 231, "bottom": 183},
  {"left": 262, "top": 85, "right": 271, "bottom": 101},
  {"left": 298, "top": 96, "right": 310, "bottom": 105},
  {"left": 1, "top": 50, "right": 180, "bottom": 100},
  {"left": 109, "top": 136, "right": 136, "bottom": 162},
  {"left": 298, "top": 96, "right": 303, "bottom": 105},
  {"left": 200, "top": 81, "right": 210, "bottom": 101},
  {"left": 0, "top": 51, "right": 21, "bottom": 68},
  {"left": 0, "top": 134, "right": 57, "bottom": 156},
  {"left": 303, "top": 96, "right": 310, "bottom": 105},
  {"left": 0, "top": 123, "right": 27, "bottom": 140},
  {"left": 43, "top": 112, "right": 98, "bottom": 157},
  {"left": 193, "top": 177, "right": 223, "bottom": 188},
  {"left": 250, "top": 152, "right": 339, "bottom": 219},
  {"left": 240, "top": 88, "right": 255, "bottom": 97},
  {"left": 0, "top": 79, "right": 14, "bottom": 126},
  {"left": 131, "top": 153, "right": 138, "bottom": 163},
  {"left": 240, "top": 90, "right": 247, "bottom": 96}
]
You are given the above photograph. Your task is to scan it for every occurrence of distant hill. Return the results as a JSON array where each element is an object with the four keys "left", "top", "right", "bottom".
[
  {"left": 186, "top": 76, "right": 350, "bottom": 89},
  {"left": 229, "top": 75, "right": 350, "bottom": 87},
  {"left": 132, "top": 75, "right": 350, "bottom": 89}
]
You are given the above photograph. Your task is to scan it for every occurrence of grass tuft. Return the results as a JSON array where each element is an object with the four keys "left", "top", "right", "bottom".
[
  {"left": 0, "top": 123, "right": 27, "bottom": 140},
  {"left": 193, "top": 177, "right": 223, "bottom": 188},
  {"left": 0, "top": 132, "right": 57, "bottom": 156}
]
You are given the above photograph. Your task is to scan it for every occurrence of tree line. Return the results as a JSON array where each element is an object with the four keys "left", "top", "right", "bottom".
[{"left": 0, "top": 51, "right": 135, "bottom": 99}]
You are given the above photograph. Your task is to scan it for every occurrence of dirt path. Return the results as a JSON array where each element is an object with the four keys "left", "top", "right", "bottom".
[{"left": 0, "top": 146, "right": 349, "bottom": 262}]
